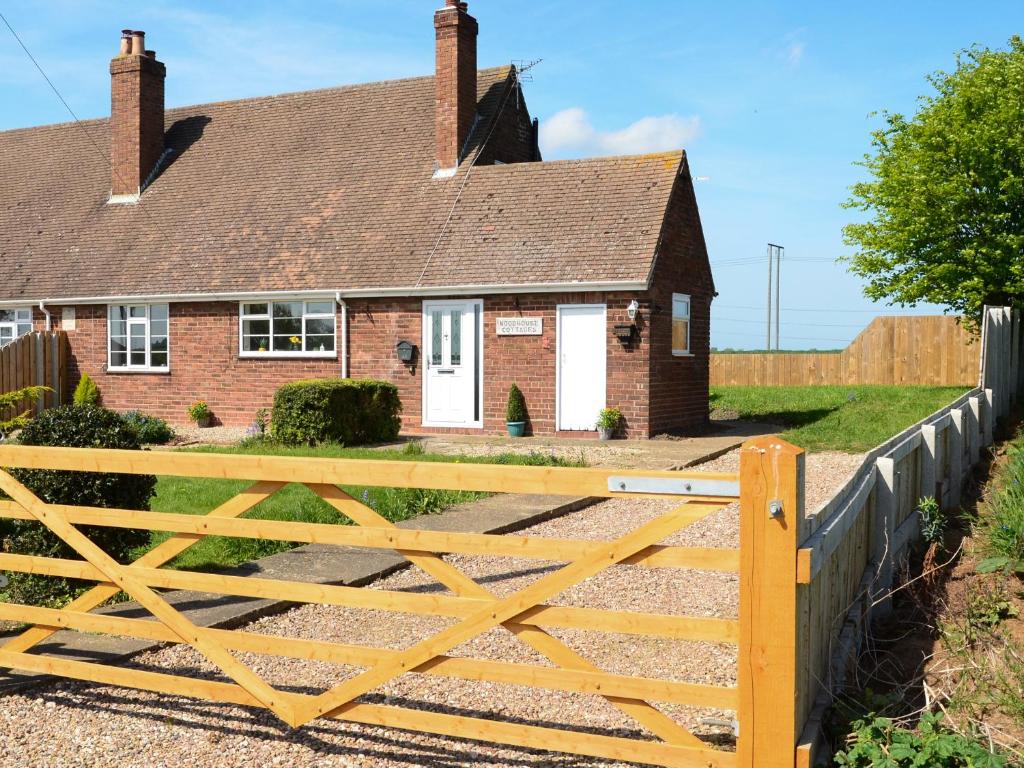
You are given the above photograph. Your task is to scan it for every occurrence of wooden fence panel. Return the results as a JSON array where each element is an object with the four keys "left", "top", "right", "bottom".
[
  {"left": 0, "top": 331, "right": 68, "bottom": 421},
  {"left": 711, "top": 315, "right": 979, "bottom": 387}
]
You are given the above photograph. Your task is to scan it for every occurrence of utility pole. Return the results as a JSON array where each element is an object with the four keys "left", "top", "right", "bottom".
[
  {"left": 766, "top": 244, "right": 773, "bottom": 350},
  {"left": 766, "top": 243, "right": 784, "bottom": 350}
]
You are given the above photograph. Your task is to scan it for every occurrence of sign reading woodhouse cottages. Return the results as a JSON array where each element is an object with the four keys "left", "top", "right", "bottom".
[{"left": 496, "top": 317, "right": 543, "bottom": 336}]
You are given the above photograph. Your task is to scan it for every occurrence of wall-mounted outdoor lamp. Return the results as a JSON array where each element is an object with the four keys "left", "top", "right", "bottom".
[
  {"left": 395, "top": 340, "right": 416, "bottom": 364},
  {"left": 627, "top": 299, "right": 640, "bottom": 322}
]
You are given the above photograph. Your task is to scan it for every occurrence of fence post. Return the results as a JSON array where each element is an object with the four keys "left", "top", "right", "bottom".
[
  {"left": 947, "top": 407, "right": 964, "bottom": 510},
  {"left": 921, "top": 424, "right": 938, "bottom": 503},
  {"left": 968, "top": 394, "right": 982, "bottom": 465},
  {"left": 871, "top": 457, "right": 897, "bottom": 618},
  {"left": 982, "top": 388, "right": 994, "bottom": 448},
  {"left": 738, "top": 436, "right": 804, "bottom": 768}
]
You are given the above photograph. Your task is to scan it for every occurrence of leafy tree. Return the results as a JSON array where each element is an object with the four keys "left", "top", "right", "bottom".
[{"left": 843, "top": 37, "right": 1024, "bottom": 325}]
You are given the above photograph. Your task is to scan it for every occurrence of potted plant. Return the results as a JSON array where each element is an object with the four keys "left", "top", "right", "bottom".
[
  {"left": 596, "top": 407, "right": 621, "bottom": 441},
  {"left": 187, "top": 400, "right": 212, "bottom": 428},
  {"left": 506, "top": 383, "right": 527, "bottom": 437}
]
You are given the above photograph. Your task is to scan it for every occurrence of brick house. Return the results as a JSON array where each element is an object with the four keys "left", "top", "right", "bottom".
[{"left": 0, "top": 3, "right": 714, "bottom": 438}]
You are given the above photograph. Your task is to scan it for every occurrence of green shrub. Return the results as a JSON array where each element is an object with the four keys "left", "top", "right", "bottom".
[
  {"left": 834, "top": 713, "right": 1004, "bottom": 767},
  {"left": 506, "top": 383, "right": 526, "bottom": 423},
  {"left": 187, "top": 401, "right": 211, "bottom": 424},
  {"left": 121, "top": 410, "right": 174, "bottom": 445},
  {"left": 918, "top": 496, "right": 948, "bottom": 548},
  {"left": 597, "top": 407, "right": 622, "bottom": 430},
  {"left": 72, "top": 373, "right": 100, "bottom": 406},
  {"left": 271, "top": 379, "right": 401, "bottom": 446},
  {"left": 2, "top": 406, "right": 157, "bottom": 606}
]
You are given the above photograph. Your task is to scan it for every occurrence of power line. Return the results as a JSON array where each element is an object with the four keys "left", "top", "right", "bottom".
[
  {"left": 713, "top": 314, "right": 866, "bottom": 329},
  {"left": 714, "top": 303, "right": 917, "bottom": 314},
  {"left": 0, "top": 12, "right": 173, "bottom": 247},
  {"left": 712, "top": 330, "right": 851, "bottom": 344}
]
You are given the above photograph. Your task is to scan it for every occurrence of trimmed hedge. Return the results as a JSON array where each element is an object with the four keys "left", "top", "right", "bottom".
[
  {"left": 2, "top": 406, "right": 156, "bottom": 606},
  {"left": 271, "top": 379, "right": 402, "bottom": 445}
]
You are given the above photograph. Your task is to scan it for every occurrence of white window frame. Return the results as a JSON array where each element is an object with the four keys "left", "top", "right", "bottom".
[
  {"left": 107, "top": 304, "right": 170, "bottom": 373},
  {"left": 238, "top": 300, "right": 337, "bottom": 358},
  {"left": 0, "top": 307, "right": 32, "bottom": 348},
  {"left": 671, "top": 293, "right": 692, "bottom": 356}
]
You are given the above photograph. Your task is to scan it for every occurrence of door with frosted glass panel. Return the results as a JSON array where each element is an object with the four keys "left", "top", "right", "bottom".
[{"left": 422, "top": 301, "right": 479, "bottom": 426}]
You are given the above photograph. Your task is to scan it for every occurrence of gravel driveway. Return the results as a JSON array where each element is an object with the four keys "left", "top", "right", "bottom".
[{"left": 0, "top": 450, "right": 863, "bottom": 768}]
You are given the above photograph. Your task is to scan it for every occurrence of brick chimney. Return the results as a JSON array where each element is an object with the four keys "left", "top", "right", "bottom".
[
  {"left": 434, "top": 1, "right": 478, "bottom": 173},
  {"left": 109, "top": 29, "right": 166, "bottom": 200}
]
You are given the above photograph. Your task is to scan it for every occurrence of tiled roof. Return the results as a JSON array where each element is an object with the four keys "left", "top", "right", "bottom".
[{"left": 0, "top": 66, "right": 683, "bottom": 301}]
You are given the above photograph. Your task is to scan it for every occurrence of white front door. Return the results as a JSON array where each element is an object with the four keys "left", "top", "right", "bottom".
[
  {"left": 557, "top": 304, "right": 607, "bottom": 431},
  {"left": 422, "top": 300, "right": 482, "bottom": 427}
]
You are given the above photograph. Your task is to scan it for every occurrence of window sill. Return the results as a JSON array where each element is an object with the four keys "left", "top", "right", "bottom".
[
  {"left": 239, "top": 352, "right": 337, "bottom": 360},
  {"left": 106, "top": 367, "right": 171, "bottom": 374},
  {"left": 672, "top": 352, "right": 695, "bottom": 358}
]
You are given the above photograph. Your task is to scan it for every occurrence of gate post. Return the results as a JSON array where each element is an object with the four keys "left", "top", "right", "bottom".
[{"left": 738, "top": 436, "right": 804, "bottom": 768}]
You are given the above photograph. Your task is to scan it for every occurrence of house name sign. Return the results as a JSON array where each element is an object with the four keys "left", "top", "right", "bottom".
[{"left": 496, "top": 317, "right": 543, "bottom": 336}]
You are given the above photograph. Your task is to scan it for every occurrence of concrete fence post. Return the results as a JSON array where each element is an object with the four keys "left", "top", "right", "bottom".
[
  {"left": 947, "top": 407, "right": 964, "bottom": 509},
  {"left": 920, "top": 424, "right": 939, "bottom": 505},
  {"left": 983, "top": 388, "right": 995, "bottom": 448},
  {"left": 872, "top": 457, "right": 897, "bottom": 618},
  {"left": 968, "top": 395, "right": 982, "bottom": 465}
]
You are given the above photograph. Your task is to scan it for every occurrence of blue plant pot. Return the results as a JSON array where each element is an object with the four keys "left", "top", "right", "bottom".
[{"left": 506, "top": 421, "right": 526, "bottom": 437}]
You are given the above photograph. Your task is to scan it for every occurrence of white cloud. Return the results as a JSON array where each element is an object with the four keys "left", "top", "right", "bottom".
[
  {"left": 539, "top": 107, "right": 701, "bottom": 158},
  {"left": 786, "top": 41, "right": 806, "bottom": 65}
]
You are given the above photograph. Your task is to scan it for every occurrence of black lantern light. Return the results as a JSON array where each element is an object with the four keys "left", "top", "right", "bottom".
[{"left": 395, "top": 340, "right": 416, "bottom": 363}]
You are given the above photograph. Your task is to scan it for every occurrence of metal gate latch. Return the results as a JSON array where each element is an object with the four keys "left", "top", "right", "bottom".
[{"left": 768, "top": 500, "right": 784, "bottom": 519}]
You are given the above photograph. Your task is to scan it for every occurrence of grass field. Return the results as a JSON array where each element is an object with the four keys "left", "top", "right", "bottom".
[
  {"left": 137, "top": 442, "right": 583, "bottom": 571},
  {"left": 710, "top": 385, "right": 969, "bottom": 452}
]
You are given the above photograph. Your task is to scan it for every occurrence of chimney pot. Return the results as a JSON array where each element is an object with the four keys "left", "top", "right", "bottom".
[
  {"left": 119, "top": 29, "right": 132, "bottom": 56},
  {"left": 130, "top": 30, "right": 145, "bottom": 56}
]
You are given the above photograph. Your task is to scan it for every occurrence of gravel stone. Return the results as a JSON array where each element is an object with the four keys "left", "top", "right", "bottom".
[{"left": 0, "top": 449, "right": 863, "bottom": 767}]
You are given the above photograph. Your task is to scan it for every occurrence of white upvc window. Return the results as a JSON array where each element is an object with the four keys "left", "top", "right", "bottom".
[
  {"left": 671, "top": 293, "right": 691, "bottom": 356},
  {"left": 0, "top": 308, "right": 32, "bottom": 347},
  {"left": 108, "top": 304, "right": 169, "bottom": 371},
  {"left": 239, "top": 300, "right": 336, "bottom": 357}
]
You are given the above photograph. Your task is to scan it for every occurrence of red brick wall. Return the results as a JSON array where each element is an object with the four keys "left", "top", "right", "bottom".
[
  {"left": 646, "top": 159, "right": 715, "bottom": 434},
  {"left": 346, "top": 291, "right": 649, "bottom": 437},
  {"left": 52, "top": 292, "right": 662, "bottom": 437},
  {"left": 58, "top": 303, "right": 340, "bottom": 428}
]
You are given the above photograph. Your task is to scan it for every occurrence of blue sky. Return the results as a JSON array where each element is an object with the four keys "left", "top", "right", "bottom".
[{"left": 0, "top": 1, "right": 1019, "bottom": 349}]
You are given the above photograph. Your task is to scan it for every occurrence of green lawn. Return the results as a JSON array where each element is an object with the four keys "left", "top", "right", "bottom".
[
  {"left": 710, "top": 385, "right": 968, "bottom": 453},
  {"left": 136, "top": 442, "right": 584, "bottom": 571}
]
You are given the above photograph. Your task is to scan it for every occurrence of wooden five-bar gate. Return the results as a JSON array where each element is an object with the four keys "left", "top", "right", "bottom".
[{"left": 0, "top": 438, "right": 805, "bottom": 768}]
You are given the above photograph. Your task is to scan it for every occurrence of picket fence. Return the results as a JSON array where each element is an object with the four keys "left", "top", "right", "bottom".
[
  {"left": 792, "top": 305, "right": 1022, "bottom": 765},
  {"left": 711, "top": 315, "right": 978, "bottom": 387}
]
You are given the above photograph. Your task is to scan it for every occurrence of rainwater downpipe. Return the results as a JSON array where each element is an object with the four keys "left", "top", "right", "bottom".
[
  {"left": 38, "top": 300, "right": 51, "bottom": 331},
  {"left": 336, "top": 292, "right": 348, "bottom": 379}
]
